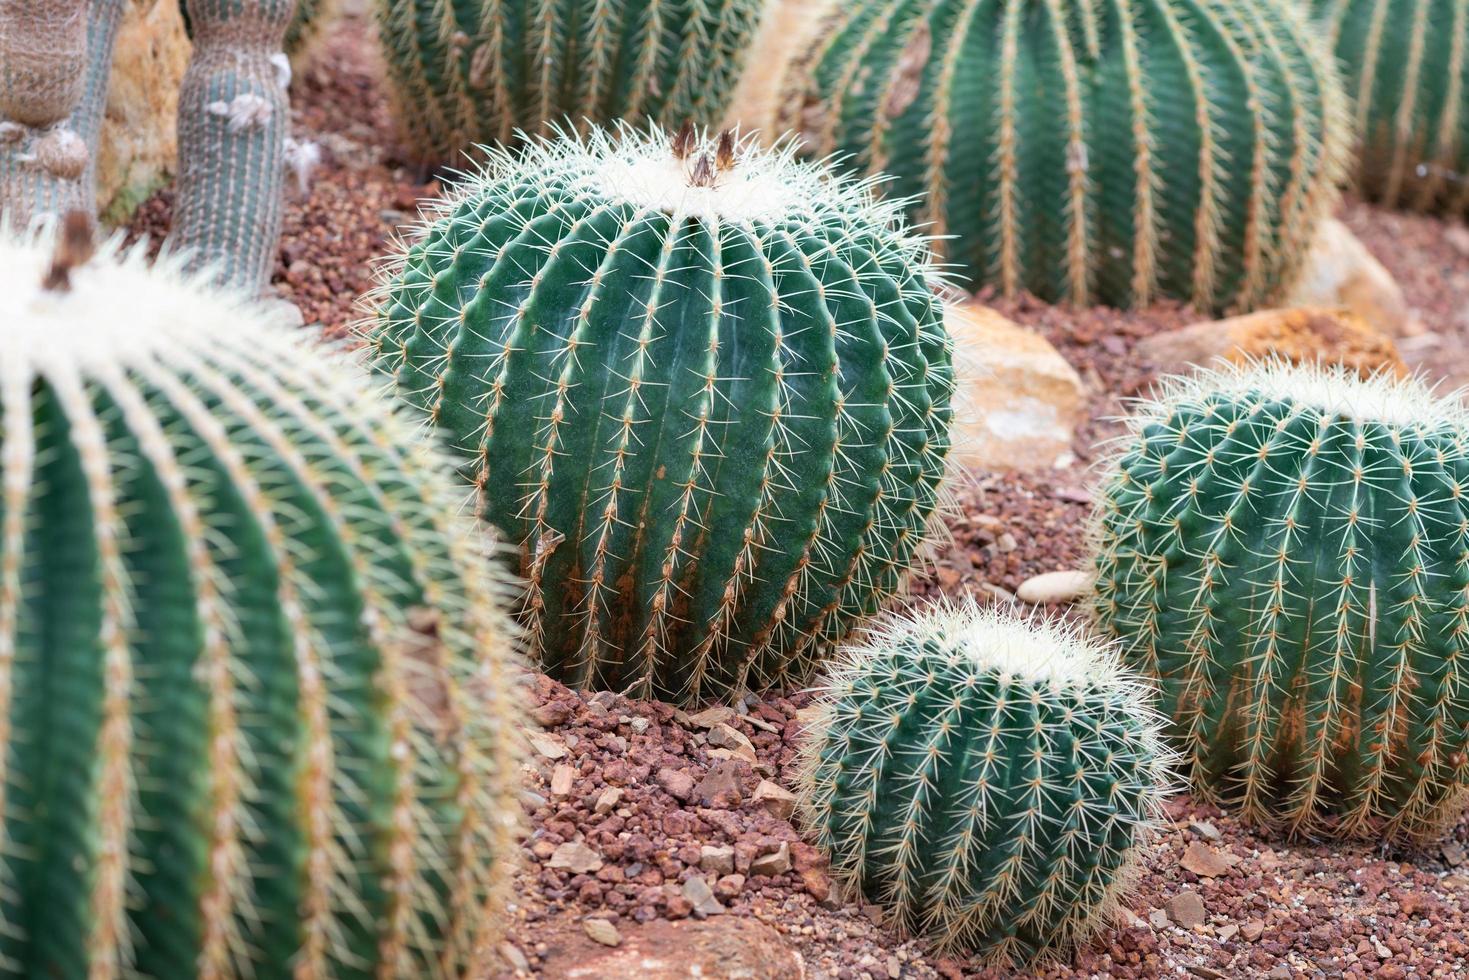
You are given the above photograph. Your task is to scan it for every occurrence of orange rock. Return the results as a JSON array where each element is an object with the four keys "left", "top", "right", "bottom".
[{"left": 1138, "top": 307, "right": 1405, "bottom": 379}]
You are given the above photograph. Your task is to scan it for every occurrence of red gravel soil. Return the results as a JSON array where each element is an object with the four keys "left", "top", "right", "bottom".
[{"left": 123, "top": 9, "right": 1469, "bottom": 978}]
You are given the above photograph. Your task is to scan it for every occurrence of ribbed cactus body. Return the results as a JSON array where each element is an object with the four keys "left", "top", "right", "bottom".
[
  {"left": 796, "top": 603, "right": 1170, "bottom": 962},
  {"left": 779, "top": 0, "right": 1350, "bottom": 313},
  {"left": 370, "top": 127, "right": 955, "bottom": 704},
  {"left": 1093, "top": 361, "right": 1469, "bottom": 841},
  {"left": 1313, "top": 0, "right": 1469, "bottom": 214},
  {"left": 374, "top": 0, "right": 763, "bottom": 161},
  {"left": 174, "top": 0, "right": 295, "bottom": 293},
  {"left": 0, "top": 230, "right": 523, "bottom": 977}
]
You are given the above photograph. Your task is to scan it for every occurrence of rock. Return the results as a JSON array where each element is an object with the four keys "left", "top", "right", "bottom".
[
  {"left": 708, "top": 723, "right": 757, "bottom": 762},
  {"left": 1285, "top": 218, "right": 1413, "bottom": 338},
  {"left": 683, "top": 705, "right": 736, "bottom": 729},
  {"left": 656, "top": 767, "right": 695, "bottom": 802},
  {"left": 1443, "top": 840, "right": 1466, "bottom": 867},
  {"left": 722, "top": 0, "right": 835, "bottom": 135},
  {"left": 1241, "top": 918, "right": 1266, "bottom": 942},
  {"left": 944, "top": 304, "right": 1086, "bottom": 471},
  {"left": 547, "top": 841, "right": 604, "bottom": 875},
  {"left": 1446, "top": 225, "right": 1469, "bottom": 257},
  {"left": 528, "top": 731, "right": 568, "bottom": 760},
  {"left": 1180, "top": 841, "right": 1241, "bottom": 879},
  {"left": 550, "top": 764, "right": 574, "bottom": 797},
  {"left": 1016, "top": 569, "right": 1092, "bottom": 605},
  {"left": 97, "top": 0, "right": 191, "bottom": 221},
  {"left": 1166, "top": 890, "right": 1206, "bottom": 930},
  {"left": 700, "top": 845, "right": 735, "bottom": 875},
  {"left": 594, "top": 787, "right": 622, "bottom": 814},
  {"left": 1137, "top": 307, "right": 1405, "bottom": 378},
  {"left": 751, "top": 841, "right": 791, "bottom": 877},
  {"left": 714, "top": 873, "right": 746, "bottom": 900},
  {"left": 1217, "top": 923, "right": 1239, "bottom": 941},
  {"left": 1187, "top": 818, "right": 1221, "bottom": 841},
  {"left": 695, "top": 761, "right": 744, "bottom": 808},
  {"left": 682, "top": 876, "right": 725, "bottom": 917},
  {"left": 498, "top": 941, "right": 531, "bottom": 973},
  {"left": 540, "top": 917, "right": 805, "bottom": 979},
  {"left": 582, "top": 918, "right": 621, "bottom": 947},
  {"left": 1148, "top": 908, "right": 1171, "bottom": 929},
  {"left": 752, "top": 779, "right": 797, "bottom": 820}
]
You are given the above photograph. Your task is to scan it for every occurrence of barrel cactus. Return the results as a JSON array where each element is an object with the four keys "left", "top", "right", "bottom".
[
  {"left": 0, "top": 219, "right": 524, "bottom": 977},
  {"left": 1312, "top": 0, "right": 1469, "bottom": 214},
  {"left": 779, "top": 0, "right": 1351, "bottom": 313},
  {"left": 1093, "top": 359, "right": 1469, "bottom": 841},
  {"left": 374, "top": 0, "right": 764, "bottom": 161},
  {"left": 369, "top": 125, "right": 956, "bottom": 704},
  {"left": 796, "top": 601, "right": 1171, "bottom": 962}
]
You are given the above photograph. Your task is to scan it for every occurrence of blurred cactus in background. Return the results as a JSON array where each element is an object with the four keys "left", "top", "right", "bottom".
[{"left": 779, "top": 0, "right": 1351, "bottom": 314}]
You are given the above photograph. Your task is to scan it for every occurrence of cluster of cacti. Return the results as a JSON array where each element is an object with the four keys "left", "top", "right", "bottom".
[
  {"left": 0, "top": 0, "right": 124, "bottom": 228},
  {"left": 369, "top": 124, "right": 955, "bottom": 704},
  {"left": 0, "top": 221, "right": 524, "bottom": 976},
  {"left": 1311, "top": 0, "right": 1469, "bottom": 215},
  {"left": 777, "top": 0, "right": 1351, "bottom": 314},
  {"left": 796, "top": 601, "right": 1172, "bottom": 963},
  {"left": 374, "top": 0, "right": 764, "bottom": 161},
  {"left": 173, "top": 0, "right": 296, "bottom": 293},
  {"left": 1092, "top": 359, "right": 1469, "bottom": 842}
]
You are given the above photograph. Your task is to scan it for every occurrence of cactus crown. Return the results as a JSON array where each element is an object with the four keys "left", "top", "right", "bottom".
[
  {"left": 796, "top": 601, "right": 1172, "bottom": 963},
  {"left": 0, "top": 224, "right": 524, "bottom": 977},
  {"left": 370, "top": 124, "right": 955, "bottom": 704},
  {"left": 1092, "top": 358, "right": 1469, "bottom": 840}
]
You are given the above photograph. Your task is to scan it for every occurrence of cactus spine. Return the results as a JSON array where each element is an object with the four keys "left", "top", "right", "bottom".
[
  {"left": 0, "top": 222, "right": 524, "bottom": 977},
  {"left": 779, "top": 0, "right": 1351, "bottom": 313},
  {"left": 174, "top": 0, "right": 296, "bottom": 293},
  {"left": 796, "top": 601, "right": 1171, "bottom": 963},
  {"left": 1093, "top": 360, "right": 1469, "bottom": 841},
  {"left": 374, "top": 0, "right": 764, "bottom": 161},
  {"left": 1312, "top": 0, "right": 1469, "bottom": 214},
  {"left": 370, "top": 125, "right": 955, "bottom": 704},
  {"left": 0, "top": 0, "right": 125, "bottom": 227}
]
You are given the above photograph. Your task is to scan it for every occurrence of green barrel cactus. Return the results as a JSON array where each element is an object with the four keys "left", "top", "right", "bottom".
[
  {"left": 1093, "top": 359, "right": 1469, "bottom": 841},
  {"left": 778, "top": 0, "right": 1351, "bottom": 313},
  {"left": 0, "top": 222, "right": 524, "bottom": 977},
  {"left": 1312, "top": 0, "right": 1469, "bottom": 214},
  {"left": 369, "top": 125, "right": 956, "bottom": 704},
  {"left": 796, "top": 601, "right": 1172, "bottom": 963},
  {"left": 374, "top": 0, "right": 764, "bottom": 161}
]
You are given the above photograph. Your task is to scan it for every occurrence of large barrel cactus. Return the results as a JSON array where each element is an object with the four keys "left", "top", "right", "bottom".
[
  {"left": 779, "top": 0, "right": 1351, "bottom": 313},
  {"left": 374, "top": 0, "right": 764, "bottom": 161},
  {"left": 0, "top": 221, "right": 524, "bottom": 977},
  {"left": 1312, "top": 0, "right": 1469, "bottom": 214},
  {"left": 796, "top": 601, "right": 1171, "bottom": 963},
  {"left": 1093, "top": 359, "right": 1469, "bottom": 841},
  {"left": 370, "top": 125, "right": 955, "bottom": 704}
]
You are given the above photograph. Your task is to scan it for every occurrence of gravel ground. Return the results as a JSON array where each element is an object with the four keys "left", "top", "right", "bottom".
[{"left": 122, "top": 9, "right": 1469, "bottom": 978}]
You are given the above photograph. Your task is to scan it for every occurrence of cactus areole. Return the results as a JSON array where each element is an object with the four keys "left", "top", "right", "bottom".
[
  {"left": 796, "top": 602, "right": 1172, "bottom": 962},
  {"left": 371, "top": 125, "right": 956, "bottom": 705},
  {"left": 780, "top": 0, "right": 1351, "bottom": 313},
  {"left": 1094, "top": 360, "right": 1469, "bottom": 841},
  {"left": 0, "top": 224, "right": 524, "bottom": 977}
]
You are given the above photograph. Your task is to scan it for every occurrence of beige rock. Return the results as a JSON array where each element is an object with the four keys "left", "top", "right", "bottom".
[
  {"left": 751, "top": 841, "right": 791, "bottom": 877},
  {"left": 1137, "top": 307, "right": 1405, "bottom": 378},
  {"left": 1166, "top": 890, "right": 1207, "bottom": 930},
  {"left": 1180, "top": 841, "right": 1242, "bottom": 879},
  {"left": 1016, "top": 569, "right": 1092, "bottom": 605},
  {"left": 752, "top": 779, "right": 797, "bottom": 820},
  {"left": 582, "top": 918, "right": 621, "bottom": 947},
  {"left": 722, "top": 0, "right": 837, "bottom": 138},
  {"left": 540, "top": 917, "right": 805, "bottom": 979},
  {"left": 1285, "top": 218, "right": 1413, "bottom": 338},
  {"left": 550, "top": 763, "right": 574, "bottom": 796},
  {"left": 945, "top": 304, "right": 1085, "bottom": 472},
  {"left": 547, "top": 841, "right": 603, "bottom": 874},
  {"left": 97, "top": 0, "right": 191, "bottom": 221}
]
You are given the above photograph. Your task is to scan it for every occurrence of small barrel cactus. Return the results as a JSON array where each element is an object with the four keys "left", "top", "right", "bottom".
[
  {"left": 0, "top": 219, "right": 523, "bottom": 977},
  {"left": 1312, "top": 0, "right": 1469, "bottom": 214},
  {"left": 1093, "top": 359, "right": 1469, "bottom": 841},
  {"left": 174, "top": 0, "right": 296, "bottom": 293},
  {"left": 779, "top": 0, "right": 1351, "bottom": 313},
  {"left": 796, "top": 601, "right": 1172, "bottom": 963},
  {"left": 374, "top": 0, "right": 764, "bottom": 161},
  {"left": 370, "top": 125, "right": 955, "bottom": 704}
]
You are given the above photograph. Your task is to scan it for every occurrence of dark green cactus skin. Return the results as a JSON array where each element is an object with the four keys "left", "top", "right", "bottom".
[
  {"left": 779, "top": 0, "right": 1350, "bottom": 313},
  {"left": 797, "top": 604, "right": 1168, "bottom": 962},
  {"left": 173, "top": 0, "right": 296, "bottom": 293},
  {"left": 1093, "top": 363, "right": 1469, "bottom": 841},
  {"left": 370, "top": 129, "right": 955, "bottom": 705},
  {"left": 0, "top": 237, "right": 523, "bottom": 977},
  {"left": 1312, "top": 0, "right": 1469, "bottom": 214},
  {"left": 374, "top": 0, "right": 764, "bottom": 161}
]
